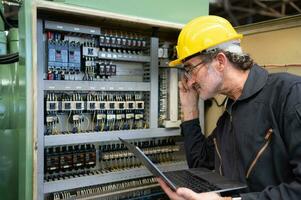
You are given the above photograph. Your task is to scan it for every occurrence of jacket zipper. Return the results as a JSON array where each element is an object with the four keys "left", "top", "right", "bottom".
[
  {"left": 246, "top": 128, "right": 273, "bottom": 178},
  {"left": 213, "top": 138, "right": 223, "bottom": 176}
]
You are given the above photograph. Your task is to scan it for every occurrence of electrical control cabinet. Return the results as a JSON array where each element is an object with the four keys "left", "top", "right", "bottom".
[{"left": 35, "top": 2, "right": 185, "bottom": 199}]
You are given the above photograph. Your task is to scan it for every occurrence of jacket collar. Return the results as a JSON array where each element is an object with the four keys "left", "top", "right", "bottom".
[{"left": 238, "top": 64, "right": 268, "bottom": 101}]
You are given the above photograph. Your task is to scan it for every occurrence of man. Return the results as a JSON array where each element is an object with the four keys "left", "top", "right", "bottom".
[{"left": 158, "top": 15, "right": 301, "bottom": 200}]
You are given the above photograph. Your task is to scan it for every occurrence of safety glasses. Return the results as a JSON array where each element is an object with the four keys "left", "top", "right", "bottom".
[{"left": 183, "top": 60, "right": 206, "bottom": 79}]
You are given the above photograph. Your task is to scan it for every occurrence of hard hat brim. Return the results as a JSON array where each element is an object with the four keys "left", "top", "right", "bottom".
[
  {"left": 169, "top": 58, "right": 182, "bottom": 67},
  {"left": 169, "top": 34, "right": 243, "bottom": 67}
]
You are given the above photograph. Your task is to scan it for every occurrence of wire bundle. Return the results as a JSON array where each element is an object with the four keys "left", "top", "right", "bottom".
[
  {"left": 0, "top": 52, "right": 19, "bottom": 64},
  {"left": 0, "top": 4, "right": 19, "bottom": 64}
]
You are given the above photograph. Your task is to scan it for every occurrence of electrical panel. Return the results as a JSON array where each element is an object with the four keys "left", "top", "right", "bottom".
[
  {"left": 45, "top": 92, "right": 148, "bottom": 135},
  {"left": 36, "top": 8, "right": 184, "bottom": 200}
]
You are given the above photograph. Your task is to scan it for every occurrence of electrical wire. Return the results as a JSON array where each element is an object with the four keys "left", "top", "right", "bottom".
[
  {"left": 0, "top": 7, "right": 20, "bottom": 64},
  {"left": 53, "top": 122, "right": 58, "bottom": 135},
  {"left": 66, "top": 111, "right": 72, "bottom": 134},
  {"left": 0, "top": 52, "right": 19, "bottom": 64},
  {"left": 0, "top": 52, "right": 18, "bottom": 59},
  {"left": 0, "top": 7, "right": 16, "bottom": 29},
  {"left": 55, "top": 114, "right": 62, "bottom": 134},
  {"left": 78, "top": 120, "right": 81, "bottom": 132},
  {"left": 263, "top": 64, "right": 301, "bottom": 68},
  {"left": 100, "top": 120, "right": 104, "bottom": 132},
  {"left": 91, "top": 112, "right": 96, "bottom": 131},
  {"left": 84, "top": 114, "right": 90, "bottom": 132},
  {"left": 211, "top": 97, "right": 227, "bottom": 107}
]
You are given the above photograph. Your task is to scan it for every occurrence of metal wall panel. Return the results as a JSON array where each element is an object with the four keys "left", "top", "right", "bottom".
[{"left": 50, "top": 0, "right": 209, "bottom": 24}]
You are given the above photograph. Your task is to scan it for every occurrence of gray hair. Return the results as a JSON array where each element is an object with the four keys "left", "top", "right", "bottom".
[{"left": 200, "top": 40, "right": 253, "bottom": 70}]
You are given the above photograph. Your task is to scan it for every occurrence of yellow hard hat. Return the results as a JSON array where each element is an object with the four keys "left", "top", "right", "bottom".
[{"left": 169, "top": 15, "right": 243, "bottom": 67}]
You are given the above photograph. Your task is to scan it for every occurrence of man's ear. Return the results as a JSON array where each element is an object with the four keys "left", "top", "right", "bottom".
[{"left": 215, "top": 52, "right": 227, "bottom": 72}]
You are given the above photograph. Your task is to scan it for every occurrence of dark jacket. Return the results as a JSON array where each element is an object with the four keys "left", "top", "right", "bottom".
[{"left": 181, "top": 64, "right": 301, "bottom": 200}]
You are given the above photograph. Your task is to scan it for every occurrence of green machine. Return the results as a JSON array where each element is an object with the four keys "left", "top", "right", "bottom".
[
  {"left": 0, "top": 1, "right": 6, "bottom": 54},
  {"left": 0, "top": 0, "right": 208, "bottom": 199},
  {"left": 0, "top": 1, "right": 29, "bottom": 200}
]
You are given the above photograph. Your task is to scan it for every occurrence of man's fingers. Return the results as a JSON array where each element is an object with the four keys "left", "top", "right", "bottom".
[
  {"left": 157, "top": 179, "right": 175, "bottom": 197},
  {"left": 179, "top": 81, "right": 187, "bottom": 92},
  {"left": 181, "top": 78, "right": 189, "bottom": 90},
  {"left": 157, "top": 178, "right": 184, "bottom": 200},
  {"left": 177, "top": 187, "right": 199, "bottom": 200},
  {"left": 181, "top": 79, "right": 190, "bottom": 91},
  {"left": 180, "top": 75, "right": 190, "bottom": 90}
]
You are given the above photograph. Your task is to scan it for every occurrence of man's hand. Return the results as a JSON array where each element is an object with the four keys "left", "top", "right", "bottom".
[
  {"left": 157, "top": 178, "right": 225, "bottom": 200},
  {"left": 179, "top": 77, "right": 199, "bottom": 121}
]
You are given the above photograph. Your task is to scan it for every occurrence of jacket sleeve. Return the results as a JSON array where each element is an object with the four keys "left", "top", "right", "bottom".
[
  {"left": 241, "top": 83, "right": 301, "bottom": 200},
  {"left": 181, "top": 118, "right": 215, "bottom": 169}
]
